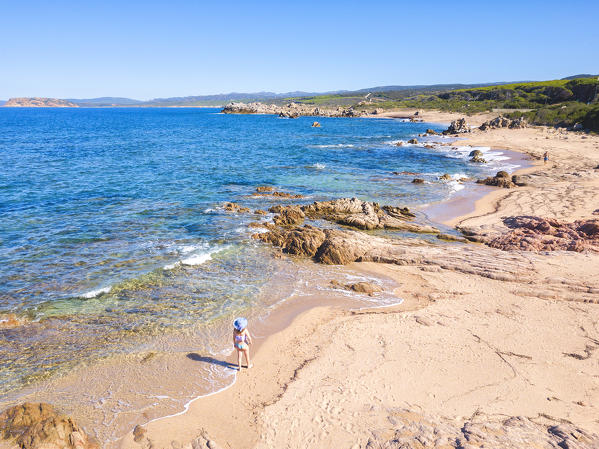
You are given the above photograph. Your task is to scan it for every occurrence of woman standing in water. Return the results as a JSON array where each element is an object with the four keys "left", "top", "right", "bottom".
[{"left": 233, "top": 317, "right": 253, "bottom": 370}]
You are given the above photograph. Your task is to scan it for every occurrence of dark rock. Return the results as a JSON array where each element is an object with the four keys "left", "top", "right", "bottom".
[
  {"left": 476, "top": 172, "right": 516, "bottom": 188},
  {"left": 408, "top": 138, "right": 418, "bottom": 144},
  {"left": 223, "top": 202, "right": 251, "bottom": 213},
  {"left": 479, "top": 115, "right": 527, "bottom": 131},
  {"left": 425, "top": 129, "right": 438, "bottom": 135},
  {"left": 412, "top": 178, "right": 425, "bottom": 184}
]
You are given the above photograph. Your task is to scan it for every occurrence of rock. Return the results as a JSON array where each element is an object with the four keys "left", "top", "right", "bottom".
[
  {"left": 407, "top": 138, "right": 418, "bottom": 144},
  {"left": 412, "top": 178, "right": 425, "bottom": 184},
  {"left": 395, "top": 141, "right": 403, "bottom": 146},
  {"left": 272, "top": 206, "right": 305, "bottom": 226},
  {"left": 223, "top": 202, "right": 250, "bottom": 213},
  {"left": 485, "top": 216, "right": 599, "bottom": 252},
  {"left": 436, "top": 233, "right": 468, "bottom": 243},
  {"left": 348, "top": 282, "right": 382, "bottom": 295},
  {"left": 254, "top": 209, "right": 268, "bottom": 215},
  {"left": 425, "top": 129, "right": 438, "bottom": 135},
  {"left": 469, "top": 149, "right": 483, "bottom": 158},
  {"left": 511, "top": 175, "right": 527, "bottom": 186},
  {"left": 393, "top": 171, "right": 418, "bottom": 176},
  {"left": 133, "top": 425, "right": 146, "bottom": 442},
  {"left": 255, "top": 186, "right": 274, "bottom": 193},
  {"left": 311, "top": 121, "right": 321, "bottom": 127},
  {"left": 424, "top": 144, "right": 434, "bottom": 149},
  {"left": 253, "top": 225, "right": 326, "bottom": 257},
  {"left": 414, "top": 316, "right": 433, "bottom": 326},
  {"left": 476, "top": 172, "right": 516, "bottom": 188},
  {"left": 0, "top": 403, "right": 97, "bottom": 449},
  {"left": 470, "top": 151, "right": 487, "bottom": 163},
  {"left": 439, "top": 174, "right": 452, "bottom": 181},
  {"left": 479, "top": 115, "right": 527, "bottom": 131},
  {"left": 382, "top": 205, "right": 415, "bottom": 218},
  {"left": 0, "top": 313, "right": 25, "bottom": 328},
  {"left": 442, "top": 118, "right": 470, "bottom": 134},
  {"left": 315, "top": 229, "right": 374, "bottom": 264}
]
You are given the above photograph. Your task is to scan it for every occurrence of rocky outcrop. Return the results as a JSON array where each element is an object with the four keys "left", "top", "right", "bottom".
[
  {"left": 252, "top": 187, "right": 303, "bottom": 199},
  {"left": 407, "top": 138, "right": 418, "bottom": 144},
  {"left": 425, "top": 128, "right": 438, "bottom": 135},
  {"left": 223, "top": 202, "right": 250, "bottom": 213},
  {"left": 479, "top": 115, "right": 527, "bottom": 131},
  {"left": 469, "top": 149, "right": 487, "bottom": 163},
  {"left": 485, "top": 216, "right": 599, "bottom": 252},
  {"left": 222, "top": 102, "right": 364, "bottom": 118},
  {"left": 412, "top": 178, "right": 425, "bottom": 184},
  {"left": 4, "top": 98, "right": 79, "bottom": 107},
  {"left": 365, "top": 409, "right": 599, "bottom": 449},
  {"left": 311, "top": 121, "right": 321, "bottom": 127},
  {"left": 442, "top": 118, "right": 470, "bottom": 134},
  {"left": 476, "top": 171, "right": 516, "bottom": 188},
  {"left": 0, "top": 403, "right": 97, "bottom": 449}
]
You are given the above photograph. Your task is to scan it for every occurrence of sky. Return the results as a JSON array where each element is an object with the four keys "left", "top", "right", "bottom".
[{"left": 1, "top": 0, "right": 598, "bottom": 100}]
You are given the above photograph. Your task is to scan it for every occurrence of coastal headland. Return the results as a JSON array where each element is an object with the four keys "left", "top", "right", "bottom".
[
  {"left": 109, "top": 109, "right": 599, "bottom": 448},
  {"left": 2, "top": 107, "right": 598, "bottom": 449}
]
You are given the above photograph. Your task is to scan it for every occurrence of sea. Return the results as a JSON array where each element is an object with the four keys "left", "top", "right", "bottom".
[{"left": 0, "top": 107, "right": 519, "bottom": 441}]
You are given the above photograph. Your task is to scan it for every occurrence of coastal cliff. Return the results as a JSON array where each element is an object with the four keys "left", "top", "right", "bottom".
[{"left": 4, "top": 97, "right": 79, "bottom": 107}]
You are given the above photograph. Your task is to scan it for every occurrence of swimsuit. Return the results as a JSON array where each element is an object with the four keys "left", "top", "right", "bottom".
[{"left": 235, "top": 334, "right": 248, "bottom": 350}]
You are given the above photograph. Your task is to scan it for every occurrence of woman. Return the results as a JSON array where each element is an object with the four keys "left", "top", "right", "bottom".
[{"left": 232, "top": 317, "right": 253, "bottom": 370}]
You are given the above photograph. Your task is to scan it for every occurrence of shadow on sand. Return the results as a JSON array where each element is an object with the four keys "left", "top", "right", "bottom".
[{"left": 186, "top": 353, "right": 236, "bottom": 369}]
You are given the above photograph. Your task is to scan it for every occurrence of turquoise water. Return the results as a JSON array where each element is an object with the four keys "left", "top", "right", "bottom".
[{"left": 0, "top": 107, "right": 512, "bottom": 396}]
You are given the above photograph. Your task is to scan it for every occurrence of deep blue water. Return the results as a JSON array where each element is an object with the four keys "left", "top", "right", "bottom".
[{"left": 0, "top": 107, "right": 511, "bottom": 395}]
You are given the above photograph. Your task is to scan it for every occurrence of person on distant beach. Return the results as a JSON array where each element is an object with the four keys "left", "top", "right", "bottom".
[
  {"left": 233, "top": 317, "right": 253, "bottom": 370},
  {"left": 544, "top": 151, "right": 549, "bottom": 164}
]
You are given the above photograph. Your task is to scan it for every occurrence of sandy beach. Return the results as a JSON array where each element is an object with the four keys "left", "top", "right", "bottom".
[{"left": 108, "top": 111, "right": 599, "bottom": 449}]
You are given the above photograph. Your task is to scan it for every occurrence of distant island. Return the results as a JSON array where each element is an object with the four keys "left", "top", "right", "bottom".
[{"left": 4, "top": 97, "right": 79, "bottom": 107}]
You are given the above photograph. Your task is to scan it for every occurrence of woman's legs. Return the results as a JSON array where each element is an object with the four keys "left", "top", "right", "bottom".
[
  {"left": 237, "top": 348, "right": 242, "bottom": 370},
  {"left": 243, "top": 348, "right": 252, "bottom": 368}
]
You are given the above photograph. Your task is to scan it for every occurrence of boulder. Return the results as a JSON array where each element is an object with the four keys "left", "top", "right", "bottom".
[
  {"left": 439, "top": 174, "right": 452, "bottom": 181},
  {"left": 348, "top": 282, "right": 383, "bottom": 295},
  {"left": 395, "top": 141, "right": 404, "bottom": 146},
  {"left": 253, "top": 225, "right": 326, "bottom": 257},
  {"left": 255, "top": 186, "right": 274, "bottom": 193},
  {"left": 469, "top": 149, "right": 483, "bottom": 158},
  {"left": 476, "top": 172, "right": 516, "bottom": 188},
  {"left": 0, "top": 403, "right": 97, "bottom": 449},
  {"left": 407, "top": 138, "right": 418, "bottom": 144},
  {"left": 470, "top": 154, "right": 487, "bottom": 163},
  {"left": 223, "top": 202, "right": 250, "bottom": 213},
  {"left": 442, "top": 118, "right": 470, "bottom": 134},
  {"left": 273, "top": 206, "right": 305, "bottom": 226},
  {"left": 254, "top": 209, "right": 268, "bottom": 215},
  {"left": 412, "top": 178, "right": 424, "bottom": 184},
  {"left": 425, "top": 129, "right": 438, "bottom": 135},
  {"left": 311, "top": 121, "right": 321, "bottom": 127}
]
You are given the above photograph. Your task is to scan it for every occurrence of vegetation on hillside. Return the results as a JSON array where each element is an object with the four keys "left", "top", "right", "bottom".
[{"left": 289, "top": 76, "right": 599, "bottom": 132}]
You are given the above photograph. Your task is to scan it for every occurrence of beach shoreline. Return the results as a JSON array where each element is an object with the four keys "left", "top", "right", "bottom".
[
  {"left": 3, "top": 109, "right": 598, "bottom": 448},
  {"left": 111, "top": 112, "right": 599, "bottom": 448}
]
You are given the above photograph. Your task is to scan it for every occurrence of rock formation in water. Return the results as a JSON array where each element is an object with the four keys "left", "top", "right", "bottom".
[
  {"left": 0, "top": 403, "right": 97, "bottom": 449},
  {"left": 4, "top": 98, "right": 79, "bottom": 107}
]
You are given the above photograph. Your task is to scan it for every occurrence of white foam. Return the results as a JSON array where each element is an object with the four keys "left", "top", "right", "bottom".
[
  {"left": 310, "top": 163, "right": 326, "bottom": 169},
  {"left": 181, "top": 252, "right": 213, "bottom": 266},
  {"left": 312, "top": 143, "right": 355, "bottom": 148},
  {"left": 82, "top": 286, "right": 111, "bottom": 298}
]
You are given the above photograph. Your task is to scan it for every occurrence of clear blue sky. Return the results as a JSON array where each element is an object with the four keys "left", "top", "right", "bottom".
[{"left": 1, "top": 0, "right": 597, "bottom": 100}]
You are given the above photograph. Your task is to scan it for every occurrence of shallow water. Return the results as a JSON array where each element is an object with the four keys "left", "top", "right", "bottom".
[{"left": 0, "top": 108, "right": 516, "bottom": 421}]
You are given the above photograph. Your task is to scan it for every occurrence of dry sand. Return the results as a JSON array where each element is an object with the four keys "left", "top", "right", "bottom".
[{"left": 113, "top": 112, "right": 599, "bottom": 448}]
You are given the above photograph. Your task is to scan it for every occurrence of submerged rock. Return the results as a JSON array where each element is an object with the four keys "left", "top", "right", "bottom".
[
  {"left": 223, "top": 202, "right": 251, "bottom": 213},
  {"left": 412, "top": 178, "right": 425, "bottom": 184},
  {"left": 407, "top": 138, "right": 418, "bottom": 144}
]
